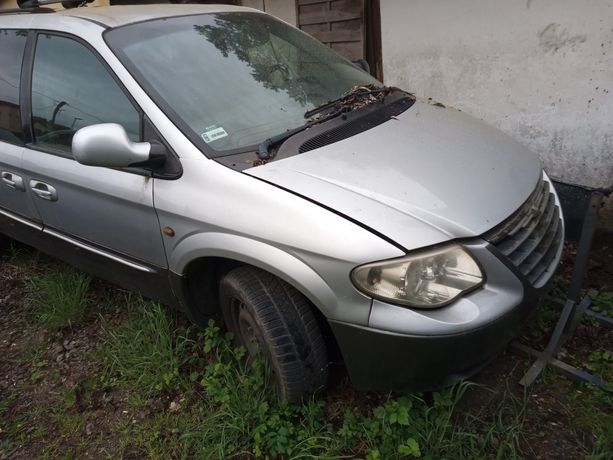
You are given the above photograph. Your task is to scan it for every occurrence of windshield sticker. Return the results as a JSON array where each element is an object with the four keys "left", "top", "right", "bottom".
[{"left": 201, "top": 126, "right": 228, "bottom": 143}]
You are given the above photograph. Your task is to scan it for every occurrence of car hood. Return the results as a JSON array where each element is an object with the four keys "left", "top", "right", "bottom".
[{"left": 245, "top": 100, "right": 542, "bottom": 251}]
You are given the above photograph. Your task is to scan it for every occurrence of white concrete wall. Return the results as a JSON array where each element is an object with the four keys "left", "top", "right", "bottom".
[{"left": 381, "top": 0, "right": 613, "bottom": 190}]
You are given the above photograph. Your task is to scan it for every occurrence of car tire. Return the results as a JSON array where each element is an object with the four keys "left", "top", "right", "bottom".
[{"left": 219, "top": 266, "right": 329, "bottom": 402}]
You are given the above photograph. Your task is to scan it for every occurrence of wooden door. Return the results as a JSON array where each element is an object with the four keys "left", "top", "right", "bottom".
[
  {"left": 296, "top": 0, "right": 382, "bottom": 79},
  {"left": 297, "top": 0, "right": 364, "bottom": 61}
]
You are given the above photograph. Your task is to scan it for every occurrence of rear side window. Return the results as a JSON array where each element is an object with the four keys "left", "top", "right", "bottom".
[
  {"left": 31, "top": 34, "right": 140, "bottom": 153},
  {"left": 0, "top": 29, "right": 28, "bottom": 145}
]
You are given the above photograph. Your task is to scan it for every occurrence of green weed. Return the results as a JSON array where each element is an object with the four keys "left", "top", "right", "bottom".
[
  {"left": 27, "top": 267, "right": 91, "bottom": 330},
  {"left": 100, "top": 296, "right": 194, "bottom": 399},
  {"left": 569, "top": 384, "right": 613, "bottom": 459},
  {"left": 459, "top": 385, "right": 528, "bottom": 459},
  {"left": 2, "top": 240, "right": 41, "bottom": 267},
  {"left": 0, "top": 395, "right": 14, "bottom": 418},
  {"left": 334, "top": 382, "right": 520, "bottom": 459},
  {"left": 590, "top": 291, "right": 613, "bottom": 317},
  {"left": 115, "top": 319, "right": 528, "bottom": 459},
  {"left": 9, "top": 257, "right": 611, "bottom": 459},
  {"left": 121, "top": 319, "right": 336, "bottom": 459}
]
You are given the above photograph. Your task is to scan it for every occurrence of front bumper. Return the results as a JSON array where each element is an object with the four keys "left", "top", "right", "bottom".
[
  {"left": 329, "top": 287, "right": 538, "bottom": 391},
  {"left": 330, "top": 239, "right": 561, "bottom": 392}
]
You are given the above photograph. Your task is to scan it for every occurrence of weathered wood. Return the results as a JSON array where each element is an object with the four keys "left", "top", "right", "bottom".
[
  {"left": 307, "top": 29, "right": 362, "bottom": 43},
  {"left": 301, "top": 23, "right": 331, "bottom": 35},
  {"left": 297, "top": 0, "right": 328, "bottom": 5},
  {"left": 330, "top": 0, "right": 363, "bottom": 14},
  {"left": 297, "top": 0, "right": 366, "bottom": 62},
  {"left": 331, "top": 41, "right": 363, "bottom": 60},
  {"left": 299, "top": 9, "right": 362, "bottom": 26}
]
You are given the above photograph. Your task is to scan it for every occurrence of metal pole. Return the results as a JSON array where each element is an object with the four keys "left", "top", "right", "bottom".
[
  {"left": 515, "top": 190, "right": 606, "bottom": 388},
  {"left": 564, "top": 192, "right": 603, "bottom": 335}
]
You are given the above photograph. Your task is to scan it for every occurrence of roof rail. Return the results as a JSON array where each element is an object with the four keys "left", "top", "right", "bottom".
[{"left": 0, "top": 0, "right": 93, "bottom": 14}]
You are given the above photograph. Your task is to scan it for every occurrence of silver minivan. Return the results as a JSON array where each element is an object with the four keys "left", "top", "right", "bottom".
[{"left": 0, "top": 4, "right": 563, "bottom": 401}]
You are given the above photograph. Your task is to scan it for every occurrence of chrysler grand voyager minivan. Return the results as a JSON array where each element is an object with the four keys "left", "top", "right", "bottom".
[{"left": 0, "top": 4, "right": 563, "bottom": 401}]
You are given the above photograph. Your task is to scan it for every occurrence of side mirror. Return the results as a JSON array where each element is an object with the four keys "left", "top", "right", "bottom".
[
  {"left": 72, "top": 123, "right": 166, "bottom": 169},
  {"left": 353, "top": 58, "right": 371, "bottom": 74}
]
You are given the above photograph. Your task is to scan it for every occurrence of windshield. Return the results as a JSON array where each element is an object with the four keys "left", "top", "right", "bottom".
[{"left": 105, "top": 12, "right": 380, "bottom": 156}]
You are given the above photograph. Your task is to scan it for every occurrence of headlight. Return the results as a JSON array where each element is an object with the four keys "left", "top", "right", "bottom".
[{"left": 350, "top": 244, "right": 484, "bottom": 308}]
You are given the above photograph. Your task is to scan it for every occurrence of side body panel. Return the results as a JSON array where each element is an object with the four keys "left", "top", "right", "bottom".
[
  {"left": 0, "top": 17, "right": 177, "bottom": 305},
  {"left": 156, "top": 158, "right": 404, "bottom": 325},
  {"left": 21, "top": 150, "right": 167, "bottom": 267},
  {"left": 0, "top": 212, "right": 177, "bottom": 306},
  {"left": 3, "top": 15, "right": 404, "bottom": 327},
  {"left": 0, "top": 143, "right": 40, "bottom": 223},
  {"left": 17, "top": 25, "right": 168, "bottom": 268}
]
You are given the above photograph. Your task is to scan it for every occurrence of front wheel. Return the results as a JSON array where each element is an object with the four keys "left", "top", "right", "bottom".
[{"left": 219, "top": 266, "right": 329, "bottom": 402}]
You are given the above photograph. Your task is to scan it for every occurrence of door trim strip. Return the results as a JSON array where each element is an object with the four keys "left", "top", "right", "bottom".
[
  {"left": 1, "top": 205, "right": 156, "bottom": 273},
  {"left": 0, "top": 207, "right": 43, "bottom": 231},
  {"left": 43, "top": 228, "right": 156, "bottom": 273}
]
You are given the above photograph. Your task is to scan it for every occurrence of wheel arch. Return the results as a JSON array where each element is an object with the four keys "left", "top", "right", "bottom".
[{"left": 170, "top": 232, "right": 339, "bottom": 325}]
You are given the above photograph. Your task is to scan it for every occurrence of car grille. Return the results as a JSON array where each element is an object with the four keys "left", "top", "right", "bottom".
[{"left": 483, "top": 177, "right": 563, "bottom": 287}]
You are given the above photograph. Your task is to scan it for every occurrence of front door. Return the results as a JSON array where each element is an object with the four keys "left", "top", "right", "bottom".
[{"left": 21, "top": 32, "right": 168, "bottom": 274}]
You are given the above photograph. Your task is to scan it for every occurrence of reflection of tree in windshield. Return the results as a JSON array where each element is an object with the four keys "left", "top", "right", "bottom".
[{"left": 194, "top": 14, "right": 327, "bottom": 107}]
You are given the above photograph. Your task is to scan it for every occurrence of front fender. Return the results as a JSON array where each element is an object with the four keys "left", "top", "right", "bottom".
[
  {"left": 170, "top": 232, "right": 341, "bottom": 318},
  {"left": 155, "top": 160, "right": 404, "bottom": 325}
]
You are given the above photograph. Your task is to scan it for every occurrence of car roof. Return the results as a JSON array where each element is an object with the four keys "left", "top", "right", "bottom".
[
  {"left": 56, "top": 4, "right": 255, "bottom": 28},
  {"left": 7, "top": 4, "right": 256, "bottom": 29}
]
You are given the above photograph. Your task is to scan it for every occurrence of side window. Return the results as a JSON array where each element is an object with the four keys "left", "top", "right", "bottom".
[
  {"left": 0, "top": 29, "right": 28, "bottom": 145},
  {"left": 31, "top": 34, "right": 140, "bottom": 153}
]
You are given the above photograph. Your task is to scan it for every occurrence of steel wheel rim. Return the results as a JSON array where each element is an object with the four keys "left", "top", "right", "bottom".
[
  {"left": 231, "top": 298, "right": 260, "bottom": 356},
  {"left": 228, "top": 295, "right": 283, "bottom": 397}
]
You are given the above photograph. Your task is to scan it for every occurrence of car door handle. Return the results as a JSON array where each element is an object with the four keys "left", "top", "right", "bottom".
[
  {"left": 30, "top": 180, "right": 58, "bottom": 201},
  {"left": 1, "top": 171, "right": 25, "bottom": 191}
]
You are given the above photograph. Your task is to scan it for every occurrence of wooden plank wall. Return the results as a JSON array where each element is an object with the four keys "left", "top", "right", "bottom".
[{"left": 297, "top": 0, "right": 365, "bottom": 62}]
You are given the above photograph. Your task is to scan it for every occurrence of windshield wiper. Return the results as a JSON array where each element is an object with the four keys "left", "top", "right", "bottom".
[
  {"left": 257, "top": 86, "right": 393, "bottom": 161},
  {"left": 257, "top": 108, "right": 345, "bottom": 160},
  {"left": 304, "top": 86, "right": 390, "bottom": 119}
]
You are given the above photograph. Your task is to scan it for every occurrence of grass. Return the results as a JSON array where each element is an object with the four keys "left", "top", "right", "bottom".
[
  {"left": 99, "top": 296, "right": 194, "bottom": 401},
  {"left": 576, "top": 340, "right": 613, "bottom": 458},
  {"left": 27, "top": 267, "right": 91, "bottom": 330},
  {"left": 2, "top": 249, "right": 612, "bottom": 459},
  {"left": 590, "top": 290, "right": 613, "bottom": 319},
  {"left": 463, "top": 386, "right": 528, "bottom": 459},
  {"left": 99, "top": 317, "right": 532, "bottom": 459}
]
